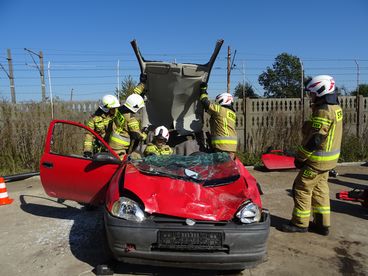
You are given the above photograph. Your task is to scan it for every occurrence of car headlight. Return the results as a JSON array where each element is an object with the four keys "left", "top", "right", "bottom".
[
  {"left": 236, "top": 201, "right": 261, "bottom": 224},
  {"left": 111, "top": 197, "right": 145, "bottom": 222}
]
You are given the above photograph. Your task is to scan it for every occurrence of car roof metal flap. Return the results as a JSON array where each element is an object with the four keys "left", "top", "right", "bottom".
[{"left": 130, "top": 39, "right": 224, "bottom": 135}]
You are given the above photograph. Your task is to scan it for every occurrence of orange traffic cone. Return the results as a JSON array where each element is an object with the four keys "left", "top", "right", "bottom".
[{"left": 0, "top": 177, "right": 13, "bottom": 205}]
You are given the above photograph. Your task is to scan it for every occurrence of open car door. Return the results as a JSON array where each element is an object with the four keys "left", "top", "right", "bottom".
[{"left": 40, "top": 120, "right": 121, "bottom": 205}]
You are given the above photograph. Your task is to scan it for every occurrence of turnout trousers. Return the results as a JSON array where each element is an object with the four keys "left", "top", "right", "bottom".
[{"left": 291, "top": 165, "right": 330, "bottom": 228}]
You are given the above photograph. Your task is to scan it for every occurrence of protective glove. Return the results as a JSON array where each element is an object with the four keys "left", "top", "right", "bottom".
[
  {"left": 294, "top": 158, "right": 304, "bottom": 169},
  {"left": 140, "top": 73, "right": 147, "bottom": 83},
  {"left": 200, "top": 82, "right": 208, "bottom": 94},
  {"left": 83, "top": 151, "right": 93, "bottom": 158}
]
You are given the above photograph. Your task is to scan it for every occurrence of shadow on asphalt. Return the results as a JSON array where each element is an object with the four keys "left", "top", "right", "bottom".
[
  {"left": 330, "top": 199, "right": 368, "bottom": 220},
  {"left": 270, "top": 214, "right": 290, "bottom": 229},
  {"left": 107, "top": 263, "right": 239, "bottom": 276},
  {"left": 329, "top": 178, "right": 367, "bottom": 190},
  {"left": 19, "top": 195, "right": 242, "bottom": 276},
  {"left": 340, "top": 173, "right": 368, "bottom": 181}
]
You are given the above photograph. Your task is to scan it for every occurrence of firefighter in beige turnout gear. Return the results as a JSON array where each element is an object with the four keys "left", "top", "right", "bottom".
[
  {"left": 281, "top": 75, "right": 343, "bottom": 236},
  {"left": 144, "top": 126, "right": 173, "bottom": 157},
  {"left": 108, "top": 79, "right": 147, "bottom": 158},
  {"left": 83, "top": 94, "right": 120, "bottom": 158},
  {"left": 199, "top": 83, "right": 237, "bottom": 159}
]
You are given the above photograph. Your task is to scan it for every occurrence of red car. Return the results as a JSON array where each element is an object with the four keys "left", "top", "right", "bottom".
[
  {"left": 40, "top": 119, "right": 269, "bottom": 271},
  {"left": 40, "top": 40, "right": 270, "bottom": 271}
]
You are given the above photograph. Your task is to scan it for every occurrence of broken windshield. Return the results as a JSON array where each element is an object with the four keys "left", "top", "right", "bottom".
[{"left": 130, "top": 152, "right": 240, "bottom": 186}]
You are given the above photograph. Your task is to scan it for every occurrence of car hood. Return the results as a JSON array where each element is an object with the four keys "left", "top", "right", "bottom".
[{"left": 121, "top": 157, "right": 261, "bottom": 221}]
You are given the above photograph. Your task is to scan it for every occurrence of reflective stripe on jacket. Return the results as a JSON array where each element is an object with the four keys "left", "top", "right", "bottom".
[
  {"left": 297, "top": 104, "right": 343, "bottom": 171},
  {"left": 133, "top": 83, "right": 145, "bottom": 95},
  {"left": 143, "top": 144, "right": 173, "bottom": 156}
]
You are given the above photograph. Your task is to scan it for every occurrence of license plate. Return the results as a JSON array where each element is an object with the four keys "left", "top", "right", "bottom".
[{"left": 157, "top": 231, "right": 223, "bottom": 250}]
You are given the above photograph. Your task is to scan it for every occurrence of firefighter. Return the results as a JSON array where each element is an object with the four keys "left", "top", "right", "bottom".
[
  {"left": 143, "top": 126, "right": 173, "bottom": 157},
  {"left": 199, "top": 82, "right": 237, "bottom": 159},
  {"left": 281, "top": 75, "right": 343, "bottom": 236},
  {"left": 83, "top": 94, "right": 120, "bottom": 158},
  {"left": 108, "top": 93, "right": 147, "bottom": 158}
]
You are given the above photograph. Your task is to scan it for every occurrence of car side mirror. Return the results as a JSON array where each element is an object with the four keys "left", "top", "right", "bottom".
[{"left": 92, "top": 152, "right": 121, "bottom": 165}]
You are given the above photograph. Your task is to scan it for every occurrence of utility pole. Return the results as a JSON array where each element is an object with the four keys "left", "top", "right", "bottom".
[
  {"left": 7, "top": 49, "right": 16, "bottom": 103},
  {"left": 227, "top": 46, "right": 231, "bottom": 94},
  {"left": 355, "top": 59, "right": 360, "bottom": 138},
  {"left": 300, "top": 59, "right": 304, "bottom": 123},
  {"left": 117, "top": 59, "right": 120, "bottom": 102},
  {"left": 47, "top": 61, "right": 54, "bottom": 119},
  {"left": 0, "top": 49, "right": 17, "bottom": 103},
  {"left": 39, "top": 51, "right": 46, "bottom": 101},
  {"left": 242, "top": 61, "right": 246, "bottom": 153},
  {"left": 241, "top": 61, "right": 245, "bottom": 97},
  {"left": 24, "top": 48, "right": 46, "bottom": 102},
  {"left": 70, "top": 88, "right": 74, "bottom": 102}
]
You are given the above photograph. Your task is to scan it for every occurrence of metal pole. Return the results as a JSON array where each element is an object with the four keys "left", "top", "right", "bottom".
[
  {"left": 39, "top": 51, "right": 46, "bottom": 102},
  {"left": 355, "top": 59, "right": 360, "bottom": 138},
  {"left": 7, "top": 49, "right": 16, "bottom": 103},
  {"left": 242, "top": 61, "right": 246, "bottom": 153},
  {"left": 47, "top": 61, "right": 54, "bottom": 119},
  {"left": 227, "top": 46, "right": 231, "bottom": 94},
  {"left": 300, "top": 59, "right": 304, "bottom": 123},
  {"left": 70, "top": 88, "right": 74, "bottom": 102},
  {"left": 117, "top": 59, "right": 120, "bottom": 102},
  {"left": 242, "top": 61, "right": 245, "bottom": 97}
]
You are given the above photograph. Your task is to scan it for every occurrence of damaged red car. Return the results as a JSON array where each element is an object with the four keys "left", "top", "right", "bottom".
[{"left": 40, "top": 40, "right": 270, "bottom": 271}]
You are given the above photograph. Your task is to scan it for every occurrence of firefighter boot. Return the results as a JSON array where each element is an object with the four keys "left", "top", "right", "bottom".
[
  {"left": 280, "top": 222, "right": 308, "bottom": 233},
  {"left": 309, "top": 221, "right": 330, "bottom": 236}
]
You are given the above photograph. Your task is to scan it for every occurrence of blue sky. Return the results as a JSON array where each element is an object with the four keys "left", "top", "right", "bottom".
[{"left": 0, "top": 0, "right": 367, "bottom": 102}]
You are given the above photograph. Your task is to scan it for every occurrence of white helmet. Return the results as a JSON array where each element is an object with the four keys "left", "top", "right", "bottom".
[
  {"left": 124, "top": 94, "right": 145, "bottom": 113},
  {"left": 154, "top": 126, "right": 170, "bottom": 142},
  {"left": 305, "top": 75, "right": 335, "bottom": 97},
  {"left": 215, "top": 92, "right": 234, "bottom": 106},
  {"left": 99, "top": 94, "right": 120, "bottom": 113}
]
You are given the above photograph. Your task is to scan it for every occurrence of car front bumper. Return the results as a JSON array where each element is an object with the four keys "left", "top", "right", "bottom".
[{"left": 104, "top": 208, "right": 270, "bottom": 270}]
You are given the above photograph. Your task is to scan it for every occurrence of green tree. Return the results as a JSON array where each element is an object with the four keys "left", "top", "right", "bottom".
[
  {"left": 350, "top": 84, "right": 368, "bottom": 97},
  {"left": 258, "top": 53, "right": 302, "bottom": 98},
  {"left": 233, "top": 82, "right": 257, "bottom": 98},
  {"left": 115, "top": 75, "right": 137, "bottom": 101}
]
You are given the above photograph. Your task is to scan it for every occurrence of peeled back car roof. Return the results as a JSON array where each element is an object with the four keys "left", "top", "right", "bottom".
[{"left": 131, "top": 39, "right": 223, "bottom": 136}]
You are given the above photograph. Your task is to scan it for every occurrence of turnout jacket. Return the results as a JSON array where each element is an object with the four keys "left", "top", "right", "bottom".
[
  {"left": 83, "top": 110, "right": 114, "bottom": 152},
  {"left": 296, "top": 102, "right": 343, "bottom": 171},
  {"left": 108, "top": 109, "right": 147, "bottom": 151},
  {"left": 200, "top": 93, "right": 237, "bottom": 153}
]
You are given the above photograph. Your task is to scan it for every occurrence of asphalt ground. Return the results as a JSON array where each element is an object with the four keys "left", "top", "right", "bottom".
[{"left": 0, "top": 164, "right": 367, "bottom": 276}]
